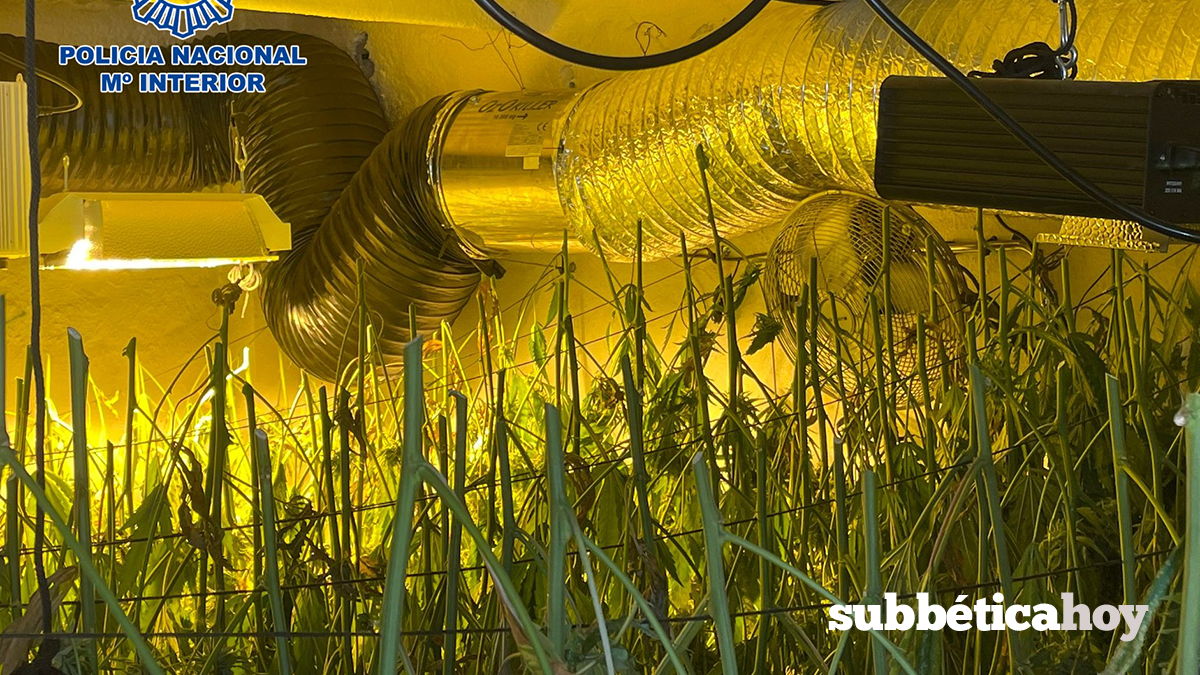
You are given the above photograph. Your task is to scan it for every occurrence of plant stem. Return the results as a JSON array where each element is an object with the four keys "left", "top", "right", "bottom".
[
  {"left": 753, "top": 429, "right": 771, "bottom": 675},
  {"left": 253, "top": 430, "right": 293, "bottom": 675},
  {"left": 621, "top": 354, "right": 655, "bottom": 551},
  {"left": 681, "top": 234, "right": 719, "bottom": 496},
  {"left": 1179, "top": 393, "right": 1200, "bottom": 675},
  {"left": 832, "top": 437, "right": 850, "bottom": 604},
  {"left": 443, "top": 393, "right": 467, "bottom": 675},
  {"left": 376, "top": 338, "right": 425, "bottom": 675},
  {"left": 863, "top": 469, "right": 886, "bottom": 675},
  {"left": 969, "top": 364, "right": 1028, "bottom": 673},
  {"left": 1106, "top": 375, "right": 1138, "bottom": 611},
  {"left": 546, "top": 396, "right": 570, "bottom": 655},
  {"left": 692, "top": 452, "right": 739, "bottom": 675},
  {"left": 4, "top": 476, "right": 18, "bottom": 616},
  {"left": 123, "top": 338, "right": 137, "bottom": 520},
  {"left": 68, "top": 328, "right": 97, "bottom": 668}
]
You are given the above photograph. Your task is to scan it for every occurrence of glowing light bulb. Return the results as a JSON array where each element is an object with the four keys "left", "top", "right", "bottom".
[{"left": 65, "top": 238, "right": 94, "bottom": 267}]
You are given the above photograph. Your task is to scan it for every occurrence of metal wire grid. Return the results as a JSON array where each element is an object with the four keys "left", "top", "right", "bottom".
[{"left": 0, "top": 242, "right": 1183, "bottom": 651}]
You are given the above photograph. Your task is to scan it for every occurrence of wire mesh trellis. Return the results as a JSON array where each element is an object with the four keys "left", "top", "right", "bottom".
[{"left": 1, "top": 210, "right": 1199, "bottom": 675}]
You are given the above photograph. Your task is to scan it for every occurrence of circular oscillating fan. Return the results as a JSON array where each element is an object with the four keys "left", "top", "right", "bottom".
[{"left": 761, "top": 191, "right": 966, "bottom": 402}]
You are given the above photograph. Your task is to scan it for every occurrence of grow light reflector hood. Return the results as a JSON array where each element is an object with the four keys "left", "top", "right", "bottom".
[{"left": 34, "top": 192, "right": 292, "bottom": 270}]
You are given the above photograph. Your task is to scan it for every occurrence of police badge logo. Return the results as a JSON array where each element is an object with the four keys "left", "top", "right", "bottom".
[{"left": 131, "top": 0, "right": 235, "bottom": 40}]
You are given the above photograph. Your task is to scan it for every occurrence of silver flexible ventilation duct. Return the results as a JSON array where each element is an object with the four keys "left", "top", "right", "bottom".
[
  {"left": 6, "top": 0, "right": 1200, "bottom": 379},
  {"left": 455, "top": 0, "right": 1200, "bottom": 260}
]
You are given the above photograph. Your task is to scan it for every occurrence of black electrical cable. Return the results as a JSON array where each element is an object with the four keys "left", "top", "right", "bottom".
[
  {"left": 24, "top": 0, "right": 52, "bottom": 639},
  {"left": 470, "top": 0, "right": 774, "bottom": 71},
  {"left": 861, "top": 0, "right": 1200, "bottom": 245}
]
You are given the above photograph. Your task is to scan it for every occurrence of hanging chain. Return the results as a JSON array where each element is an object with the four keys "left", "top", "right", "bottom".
[{"left": 1053, "top": 0, "right": 1079, "bottom": 79}]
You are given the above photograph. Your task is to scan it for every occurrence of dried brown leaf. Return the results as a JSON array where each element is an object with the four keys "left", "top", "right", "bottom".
[
  {"left": 482, "top": 561, "right": 575, "bottom": 675},
  {"left": 0, "top": 567, "right": 79, "bottom": 673}
]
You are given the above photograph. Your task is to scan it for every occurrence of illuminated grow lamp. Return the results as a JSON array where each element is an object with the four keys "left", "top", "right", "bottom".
[
  {"left": 2, "top": 77, "right": 290, "bottom": 270},
  {"left": 34, "top": 192, "right": 291, "bottom": 270}
]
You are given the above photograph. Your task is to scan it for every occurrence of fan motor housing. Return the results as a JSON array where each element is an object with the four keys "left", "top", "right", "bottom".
[{"left": 874, "top": 76, "right": 1200, "bottom": 224}]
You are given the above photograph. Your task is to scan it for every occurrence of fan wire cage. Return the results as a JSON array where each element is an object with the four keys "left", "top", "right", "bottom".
[{"left": 762, "top": 191, "right": 966, "bottom": 407}]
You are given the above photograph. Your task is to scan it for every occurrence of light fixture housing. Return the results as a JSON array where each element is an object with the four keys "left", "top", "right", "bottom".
[
  {"left": 0, "top": 77, "right": 31, "bottom": 260},
  {"left": 2, "top": 76, "right": 291, "bottom": 271},
  {"left": 34, "top": 192, "right": 292, "bottom": 270},
  {"left": 875, "top": 76, "right": 1200, "bottom": 224}
]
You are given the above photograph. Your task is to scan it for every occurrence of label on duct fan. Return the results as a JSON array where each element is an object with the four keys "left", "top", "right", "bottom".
[
  {"left": 469, "top": 92, "right": 570, "bottom": 171},
  {"left": 506, "top": 122, "right": 551, "bottom": 170}
]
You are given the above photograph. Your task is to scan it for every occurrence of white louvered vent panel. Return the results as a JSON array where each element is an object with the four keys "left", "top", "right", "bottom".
[{"left": 1, "top": 76, "right": 31, "bottom": 258}]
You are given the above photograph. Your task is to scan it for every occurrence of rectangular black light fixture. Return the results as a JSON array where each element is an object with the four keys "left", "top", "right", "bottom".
[{"left": 874, "top": 76, "right": 1200, "bottom": 225}]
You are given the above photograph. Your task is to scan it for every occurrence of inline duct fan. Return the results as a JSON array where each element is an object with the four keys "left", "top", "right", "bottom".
[{"left": 762, "top": 191, "right": 967, "bottom": 402}]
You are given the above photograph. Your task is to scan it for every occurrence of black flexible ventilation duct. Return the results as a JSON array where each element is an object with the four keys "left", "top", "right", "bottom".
[
  {"left": 259, "top": 92, "right": 486, "bottom": 380},
  {"left": 1, "top": 31, "right": 487, "bottom": 382},
  {"left": 0, "top": 35, "right": 226, "bottom": 192},
  {"left": 212, "top": 31, "right": 388, "bottom": 247}
]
